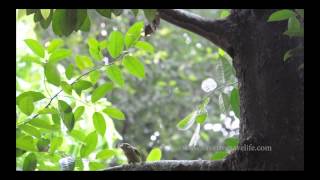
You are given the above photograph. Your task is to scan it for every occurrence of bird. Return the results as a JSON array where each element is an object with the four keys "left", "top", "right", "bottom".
[{"left": 119, "top": 143, "right": 143, "bottom": 164}]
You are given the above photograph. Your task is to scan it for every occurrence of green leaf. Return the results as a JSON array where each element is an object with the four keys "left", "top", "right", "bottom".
[
  {"left": 122, "top": 55, "right": 145, "bottom": 79},
  {"left": 39, "top": 9, "right": 53, "bottom": 29},
  {"left": 44, "top": 62, "right": 61, "bottom": 86},
  {"left": 72, "top": 80, "right": 92, "bottom": 90},
  {"left": 80, "top": 15, "right": 91, "bottom": 32},
  {"left": 143, "top": 9, "right": 157, "bottom": 22},
  {"left": 96, "top": 9, "right": 111, "bottom": 18},
  {"left": 195, "top": 108, "right": 208, "bottom": 124},
  {"left": 100, "top": 40, "right": 108, "bottom": 49},
  {"left": 88, "top": 37, "right": 99, "bottom": 49},
  {"left": 58, "top": 100, "right": 75, "bottom": 131},
  {"left": 33, "top": 10, "right": 43, "bottom": 22},
  {"left": 103, "top": 106, "right": 125, "bottom": 120},
  {"left": 69, "top": 130, "right": 86, "bottom": 142},
  {"left": 20, "top": 124, "right": 41, "bottom": 138},
  {"left": 146, "top": 148, "right": 162, "bottom": 162},
  {"left": 16, "top": 129, "right": 23, "bottom": 138},
  {"left": 38, "top": 107, "right": 58, "bottom": 114},
  {"left": 49, "top": 136, "right": 63, "bottom": 153},
  {"left": 23, "top": 153, "right": 37, "bottom": 171},
  {"left": 88, "top": 37, "right": 103, "bottom": 61},
  {"left": 48, "top": 48, "right": 72, "bottom": 64},
  {"left": 52, "top": 113, "right": 61, "bottom": 126},
  {"left": 52, "top": 9, "right": 87, "bottom": 36},
  {"left": 91, "top": 82, "right": 113, "bottom": 103},
  {"left": 287, "top": 16, "right": 301, "bottom": 35},
  {"left": 220, "top": 9, "right": 230, "bottom": 18},
  {"left": 37, "top": 138, "right": 50, "bottom": 152},
  {"left": 47, "top": 39, "right": 64, "bottom": 53},
  {"left": 224, "top": 137, "right": 239, "bottom": 149},
  {"left": 75, "top": 158, "right": 84, "bottom": 171},
  {"left": 218, "top": 48, "right": 225, "bottom": 56},
  {"left": 24, "top": 39, "right": 45, "bottom": 58},
  {"left": 16, "top": 91, "right": 45, "bottom": 104},
  {"left": 135, "top": 41, "right": 154, "bottom": 54},
  {"left": 198, "top": 97, "right": 210, "bottom": 110},
  {"left": 230, "top": 88, "right": 240, "bottom": 118},
  {"left": 211, "top": 151, "right": 228, "bottom": 160},
  {"left": 80, "top": 131, "right": 98, "bottom": 158},
  {"left": 221, "top": 56, "right": 236, "bottom": 80},
  {"left": 96, "top": 149, "right": 116, "bottom": 160},
  {"left": 65, "top": 64, "right": 74, "bottom": 80},
  {"left": 51, "top": 10, "right": 66, "bottom": 35},
  {"left": 20, "top": 54, "right": 42, "bottom": 64},
  {"left": 177, "top": 111, "right": 196, "bottom": 130},
  {"left": 283, "top": 47, "right": 304, "bottom": 62},
  {"left": 61, "top": 81, "right": 73, "bottom": 95},
  {"left": 29, "top": 118, "right": 54, "bottom": 130},
  {"left": 58, "top": 100, "right": 72, "bottom": 115},
  {"left": 283, "top": 28, "right": 304, "bottom": 37},
  {"left": 89, "top": 161, "right": 105, "bottom": 171},
  {"left": 75, "top": 55, "right": 94, "bottom": 71},
  {"left": 89, "top": 71, "right": 100, "bottom": 84},
  {"left": 107, "top": 31, "right": 124, "bottom": 58},
  {"left": 268, "top": 9, "right": 295, "bottom": 22},
  {"left": 74, "top": 106, "right": 85, "bottom": 121},
  {"left": 200, "top": 132, "right": 210, "bottom": 142},
  {"left": 40, "top": 9, "right": 51, "bottom": 20},
  {"left": 93, "top": 112, "right": 106, "bottom": 136},
  {"left": 125, "top": 21, "right": 144, "bottom": 48},
  {"left": 106, "top": 64, "right": 125, "bottom": 87},
  {"left": 219, "top": 93, "right": 230, "bottom": 113},
  {"left": 89, "top": 47, "right": 103, "bottom": 61},
  {"left": 284, "top": 49, "right": 292, "bottom": 62},
  {"left": 16, "top": 148, "right": 26, "bottom": 157},
  {"left": 18, "top": 96, "right": 34, "bottom": 116},
  {"left": 72, "top": 80, "right": 92, "bottom": 95},
  {"left": 16, "top": 135, "right": 38, "bottom": 152}
]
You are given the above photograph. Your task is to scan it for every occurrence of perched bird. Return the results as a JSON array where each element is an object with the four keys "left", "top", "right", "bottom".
[{"left": 119, "top": 143, "right": 143, "bottom": 164}]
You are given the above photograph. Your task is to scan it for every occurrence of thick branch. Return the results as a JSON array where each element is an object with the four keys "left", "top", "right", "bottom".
[
  {"left": 157, "top": 9, "right": 232, "bottom": 53},
  {"left": 104, "top": 160, "right": 225, "bottom": 171}
]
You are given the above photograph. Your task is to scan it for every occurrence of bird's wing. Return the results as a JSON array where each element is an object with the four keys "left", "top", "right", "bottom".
[{"left": 133, "top": 147, "right": 141, "bottom": 157}]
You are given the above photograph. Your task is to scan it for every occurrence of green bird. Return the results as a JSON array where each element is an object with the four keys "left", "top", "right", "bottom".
[{"left": 119, "top": 143, "right": 143, "bottom": 164}]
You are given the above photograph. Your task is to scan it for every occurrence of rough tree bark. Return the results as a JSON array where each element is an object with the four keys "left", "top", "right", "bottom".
[{"left": 105, "top": 9, "right": 304, "bottom": 171}]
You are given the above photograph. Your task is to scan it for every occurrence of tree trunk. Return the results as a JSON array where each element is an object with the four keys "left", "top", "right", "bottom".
[
  {"left": 223, "top": 9, "right": 304, "bottom": 170},
  {"left": 105, "top": 9, "right": 304, "bottom": 171}
]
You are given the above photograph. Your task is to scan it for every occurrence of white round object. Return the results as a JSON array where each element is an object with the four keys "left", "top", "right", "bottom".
[{"left": 201, "top": 78, "right": 217, "bottom": 93}]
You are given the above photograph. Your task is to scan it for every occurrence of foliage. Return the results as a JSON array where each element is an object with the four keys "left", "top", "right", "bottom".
[
  {"left": 16, "top": 9, "right": 239, "bottom": 170},
  {"left": 268, "top": 9, "right": 304, "bottom": 61},
  {"left": 146, "top": 148, "right": 162, "bottom": 162}
]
